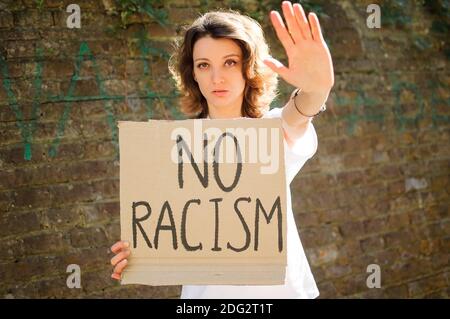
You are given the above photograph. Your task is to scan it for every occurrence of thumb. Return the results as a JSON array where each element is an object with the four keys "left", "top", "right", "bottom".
[{"left": 263, "top": 56, "right": 288, "bottom": 76}]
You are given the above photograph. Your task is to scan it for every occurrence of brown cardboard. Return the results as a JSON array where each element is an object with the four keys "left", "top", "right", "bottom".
[{"left": 118, "top": 118, "right": 287, "bottom": 285}]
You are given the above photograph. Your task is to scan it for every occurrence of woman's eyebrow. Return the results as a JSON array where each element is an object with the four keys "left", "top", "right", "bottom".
[{"left": 194, "top": 54, "right": 241, "bottom": 62}]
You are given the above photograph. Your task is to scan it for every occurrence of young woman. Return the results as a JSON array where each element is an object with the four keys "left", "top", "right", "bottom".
[{"left": 110, "top": 1, "right": 334, "bottom": 299}]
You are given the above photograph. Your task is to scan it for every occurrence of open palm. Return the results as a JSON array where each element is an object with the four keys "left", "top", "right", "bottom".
[{"left": 264, "top": 1, "right": 334, "bottom": 94}]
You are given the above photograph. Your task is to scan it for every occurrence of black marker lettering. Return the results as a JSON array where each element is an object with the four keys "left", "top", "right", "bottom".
[
  {"left": 176, "top": 134, "right": 209, "bottom": 189},
  {"left": 255, "top": 196, "right": 283, "bottom": 252},
  {"left": 213, "top": 132, "right": 242, "bottom": 192},
  {"left": 154, "top": 200, "right": 178, "bottom": 250},
  {"left": 132, "top": 201, "right": 152, "bottom": 249},
  {"left": 209, "top": 198, "right": 223, "bottom": 252},
  {"left": 181, "top": 199, "right": 203, "bottom": 251},
  {"left": 227, "top": 197, "right": 251, "bottom": 252}
]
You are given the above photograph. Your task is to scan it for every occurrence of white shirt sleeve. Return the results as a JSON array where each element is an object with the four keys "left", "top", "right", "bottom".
[{"left": 263, "top": 107, "right": 318, "bottom": 185}]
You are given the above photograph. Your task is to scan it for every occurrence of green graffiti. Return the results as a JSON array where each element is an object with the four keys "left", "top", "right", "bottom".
[
  {"left": 47, "top": 42, "right": 119, "bottom": 160},
  {"left": 390, "top": 75, "right": 425, "bottom": 132},
  {"left": 0, "top": 39, "right": 182, "bottom": 161},
  {"left": 116, "top": 0, "right": 168, "bottom": 29},
  {"left": 429, "top": 78, "right": 450, "bottom": 128},
  {"left": 334, "top": 89, "right": 383, "bottom": 135},
  {"left": 0, "top": 47, "right": 44, "bottom": 160},
  {"left": 381, "top": 0, "right": 414, "bottom": 28},
  {"left": 134, "top": 28, "right": 175, "bottom": 120}
]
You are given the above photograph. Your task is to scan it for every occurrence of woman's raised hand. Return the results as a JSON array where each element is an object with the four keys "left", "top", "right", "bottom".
[{"left": 263, "top": 1, "right": 334, "bottom": 94}]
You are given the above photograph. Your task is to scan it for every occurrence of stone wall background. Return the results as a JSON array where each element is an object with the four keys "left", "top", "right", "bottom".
[{"left": 0, "top": 0, "right": 448, "bottom": 298}]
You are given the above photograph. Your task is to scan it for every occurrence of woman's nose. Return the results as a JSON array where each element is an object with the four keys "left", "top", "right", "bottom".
[{"left": 211, "top": 68, "right": 225, "bottom": 84}]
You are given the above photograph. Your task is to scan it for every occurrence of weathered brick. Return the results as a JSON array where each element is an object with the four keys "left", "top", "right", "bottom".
[
  {"left": 383, "top": 284, "right": 409, "bottom": 298},
  {"left": 69, "top": 226, "right": 108, "bottom": 249},
  {"left": 323, "top": 263, "right": 352, "bottom": 279},
  {"left": 167, "top": 7, "right": 201, "bottom": 24},
  {"left": 421, "top": 289, "right": 448, "bottom": 298},
  {"left": 11, "top": 275, "right": 84, "bottom": 298},
  {"left": 388, "top": 180, "right": 406, "bottom": 195},
  {"left": 387, "top": 212, "right": 410, "bottom": 229},
  {"left": 333, "top": 273, "right": 368, "bottom": 296},
  {"left": 60, "top": 246, "right": 110, "bottom": 271},
  {"left": 0, "top": 211, "right": 42, "bottom": 237},
  {"left": 306, "top": 244, "right": 339, "bottom": 267},
  {"left": 295, "top": 212, "right": 319, "bottom": 227},
  {"left": 104, "top": 222, "right": 120, "bottom": 243},
  {"left": 357, "top": 288, "right": 386, "bottom": 299},
  {"left": 299, "top": 225, "right": 342, "bottom": 248},
  {"left": 0, "top": 160, "right": 117, "bottom": 191},
  {"left": 316, "top": 281, "right": 338, "bottom": 299},
  {"left": 387, "top": 258, "right": 432, "bottom": 283},
  {"left": 360, "top": 235, "right": 385, "bottom": 253},
  {"left": 383, "top": 230, "right": 415, "bottom": 248},
  {"left": 338, "top": 239, "right": 363, "bottom": 259},
  {"left": 22, "top": 232, "right": 70, "bottom": 255},
  {"left": 0, "top": 255, "right": 62, "bottom": 285},
  {"left": 335, "top": 170, "right": 366, "bottom": 188},
  {"left": 6, "top": 187, "right": 54, "bottom": 211},
  {"left": 430, "top": 252, "right": 449, "bottom": 271},
  {"left": 339, "top": 220, "right": 365, "bottom": 238},
  {"left": 44, "top": 205, "right": 83, "bottom": 229},
  {"left": 295, "top": 189, "right": 338, "bottom": 212},
  {"left": 408, "top": 272, "right": 448, "bottom": 297},
  {"left": 0, "top": 11, "right": 14, "bottom": 28},
  {"left": 363, "top": 216, "right": 388, "bottom": 234},
  {"left": 82, "top": 201, "right": 119, "bottom": 224},
  {"left": 319, "top": 208, "right": 350, "bottom": 224},
  {"left": 81, "top": 268, "right": 115, "bottom": 294}
]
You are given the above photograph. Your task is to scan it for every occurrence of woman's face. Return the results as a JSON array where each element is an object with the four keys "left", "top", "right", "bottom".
[{"left": 192, "top": 36, "right": 246, "bottom": 118}]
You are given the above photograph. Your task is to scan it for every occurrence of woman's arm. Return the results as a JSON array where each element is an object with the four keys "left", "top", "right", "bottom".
[
  {"left": 263, "top": 1, "right": 334, "bottom": 146},
  {"left": 281, "top": 89, "right": 329, "bottom": 147}
]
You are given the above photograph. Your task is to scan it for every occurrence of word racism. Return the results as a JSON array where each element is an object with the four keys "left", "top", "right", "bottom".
[{"left": 131, "top": 129, "right": 284, "bottom": 253}]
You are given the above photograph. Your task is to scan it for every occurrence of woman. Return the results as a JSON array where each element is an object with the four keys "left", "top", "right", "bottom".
[{"left": 110, "top": 1, "right": 334, "bottom": 298}]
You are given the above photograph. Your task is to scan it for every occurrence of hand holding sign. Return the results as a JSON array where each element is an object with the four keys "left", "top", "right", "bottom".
[{"left": 110, "top": 240, "right": 130, "bottom": 280}]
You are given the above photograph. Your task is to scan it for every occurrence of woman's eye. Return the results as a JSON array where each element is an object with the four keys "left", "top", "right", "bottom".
[
  {"left": 197, "top": 60, "right": 237, "bottom": 69},
  {"left": 225, "top": 60, "right": 237, "bottom": 66}
]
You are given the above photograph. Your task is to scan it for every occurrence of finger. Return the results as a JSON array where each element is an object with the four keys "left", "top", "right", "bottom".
[
  {"left": 110, "top": 240, "right": 129, "bottom": 254},
  {"left": 308, "top": 12, "right": 324, "bottom": 42},
  {"left": 263, "top": 57, "right": 289, "bottom": 76},
  {"left": 270, "top": 10, "right": 295, "bottom": 52},
  {"left": 110, "top": 249, "right": 130, "bottom": 266},
  {"left": 113, "top": 258, "right": 128, "bottom": 275},
  {"left": 293, "top": 3, "right": 313, "bottom": 40},
  {"left": 111, "top": 273, "right": 121, "bottom": 280},
  {"left": 281, "top": 1, "right": 302, "bottom": 44}
]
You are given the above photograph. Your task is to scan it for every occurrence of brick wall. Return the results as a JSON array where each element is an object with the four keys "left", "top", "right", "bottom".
[{"left": 0, "top": 0, "right": 448, "bottom": 298}]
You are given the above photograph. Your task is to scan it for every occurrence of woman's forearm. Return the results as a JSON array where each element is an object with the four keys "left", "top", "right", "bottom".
[{"left": 281, "top": 88, "right": 330, "bottom": 142}]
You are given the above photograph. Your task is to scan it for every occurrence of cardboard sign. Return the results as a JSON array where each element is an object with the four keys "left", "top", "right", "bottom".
[{"left": 118, "top": 117, "right": 287, "bottom": 285}]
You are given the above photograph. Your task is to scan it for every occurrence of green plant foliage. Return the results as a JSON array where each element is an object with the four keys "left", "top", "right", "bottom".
[
  {"left": 115, "top": 0, "right": 168, "bottom": 27},
  {"left": 195, "top": 0, "right": 327, "bottom": 22},
  {"left": 35, "top": 0, "right": 44, "bottom": 11}
]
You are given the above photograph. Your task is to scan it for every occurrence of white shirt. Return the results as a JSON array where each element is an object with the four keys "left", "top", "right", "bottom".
[{"left": 180, "top": 107, "right": 320, "bottom": 299}]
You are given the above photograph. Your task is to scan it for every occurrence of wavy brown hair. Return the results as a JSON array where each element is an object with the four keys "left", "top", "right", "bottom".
[{"left": 168, "top": 9, "right": 279, "bottom": 119}]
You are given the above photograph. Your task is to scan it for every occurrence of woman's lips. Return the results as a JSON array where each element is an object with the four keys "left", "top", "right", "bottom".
[{"left": 212, "top": 90, "right": 229, "bottom": 97}]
